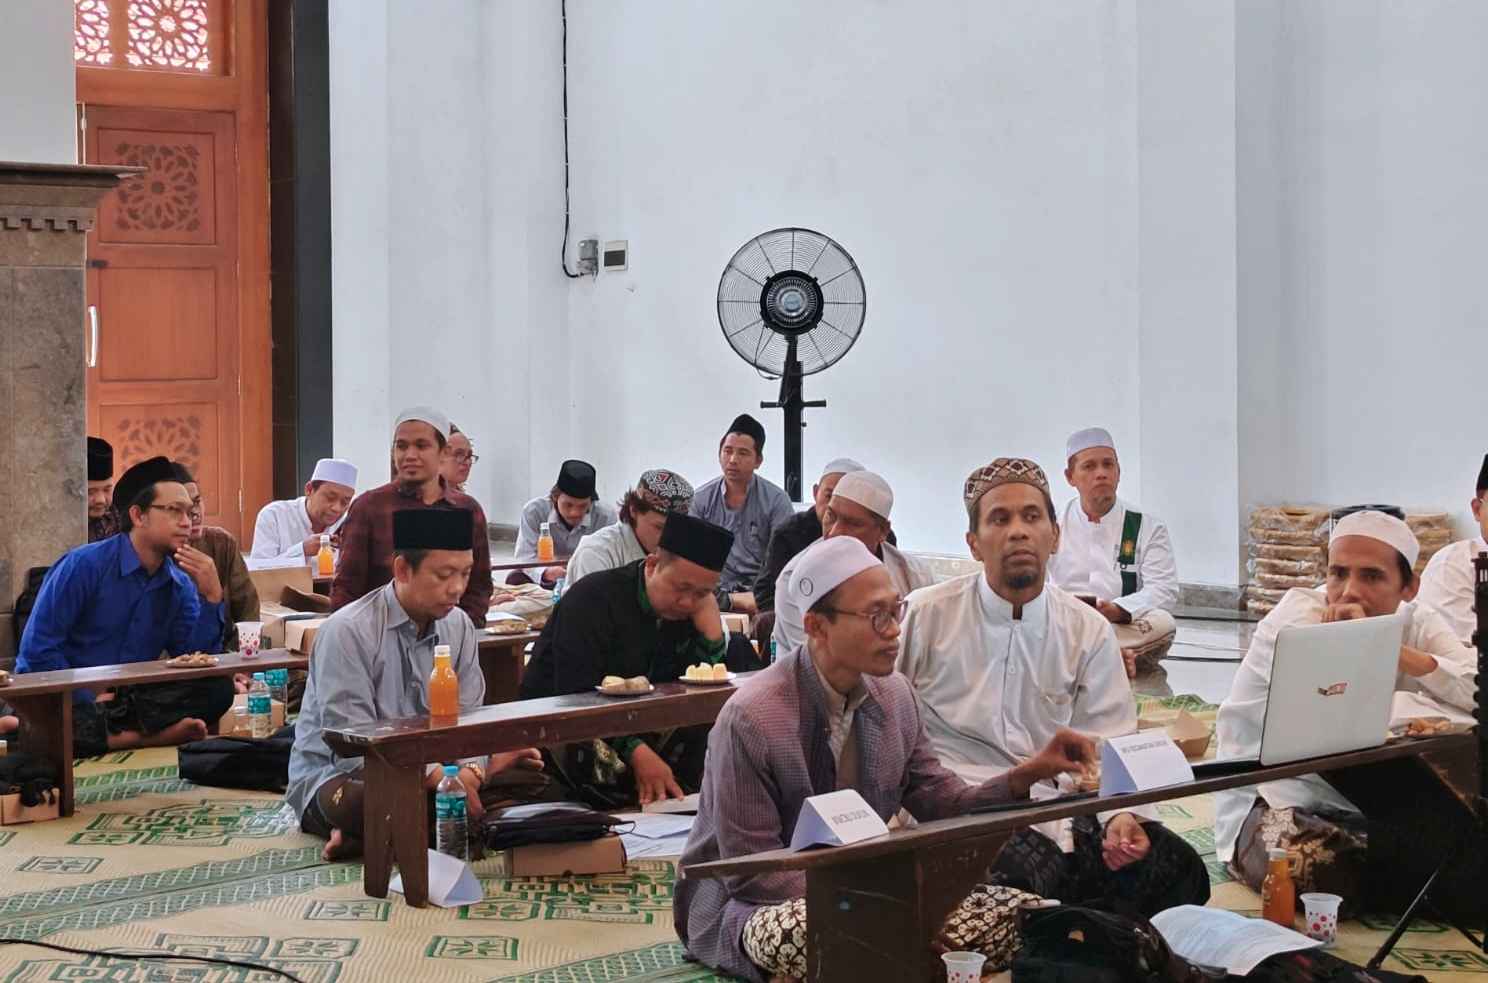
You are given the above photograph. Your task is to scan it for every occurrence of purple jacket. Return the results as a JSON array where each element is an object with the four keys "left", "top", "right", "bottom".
[{"left": 674, "top": 648, "right": 1015, "bottom": 981}]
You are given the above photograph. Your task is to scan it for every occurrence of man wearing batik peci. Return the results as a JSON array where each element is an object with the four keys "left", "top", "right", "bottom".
[{"left": 566, "top": 468, "right": 695, "bottom": 585}]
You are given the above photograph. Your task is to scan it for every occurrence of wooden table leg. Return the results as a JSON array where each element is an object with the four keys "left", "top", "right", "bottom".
[
  {"left": 804, "top": 830, "right": 1012, "bottom": 983},
  {"left": 9, "top": 692, "right": 75, "bottom": 817},
  {"left": 479, "top": 641, "right": 524, "bottom": 705},
  {"left": 363, "top": 750, "right": 429, "bottom": 905}
]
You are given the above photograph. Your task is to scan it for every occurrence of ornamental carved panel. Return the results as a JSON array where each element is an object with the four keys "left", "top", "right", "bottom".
[
  {"left": 101, "top": 402, "right": 219, "bottom": 510},
  {"left": 126, "top": 0, "right": 212, "bottom": 72},
  {"left": 96, "top": 128, "right": 216, "bottom": 245},
  {"left": 74, "top": 0, "right": 113, "bottom": 66}
]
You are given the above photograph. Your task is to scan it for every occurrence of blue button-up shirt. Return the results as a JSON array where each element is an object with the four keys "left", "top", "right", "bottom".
[{"left": 16, "top": 533, "right": 225, "bottom": 702}]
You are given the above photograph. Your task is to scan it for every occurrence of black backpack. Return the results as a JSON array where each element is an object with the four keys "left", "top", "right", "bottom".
[
  {"left": 177, "top": 724, "right": 295, "bottom": 793},
  {"left": 12, "top": 566, "right": 50, "bottom": 646},
  {"left": 1013, "top": 906, "right": 1211, "bottom": 983}
]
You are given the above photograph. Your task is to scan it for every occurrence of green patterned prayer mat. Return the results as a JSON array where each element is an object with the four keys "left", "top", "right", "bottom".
[{"left": 0, "top": 745, "right": 1480, "bottom": 981}]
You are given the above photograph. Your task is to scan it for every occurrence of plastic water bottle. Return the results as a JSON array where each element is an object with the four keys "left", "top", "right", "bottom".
[
  {"left": 266, "top": 667, "right": 288, "bottom": 704},
  {"left": 434, "top": 764, "right": 468, "bottom": 861},
  {"left": 248, "top": 673, "right": 272, "bottom": 738},
  {"left": 769, "top": 638, "right": 778, "bottom": 664},
  {"left": 552, "top": 575, "right": 566, "bottom": 605}
]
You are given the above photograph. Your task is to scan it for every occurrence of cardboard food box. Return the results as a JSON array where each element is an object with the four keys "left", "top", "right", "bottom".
[
  {"left": 261, "top": 605, "right": 322, "bottom": 651},
  {"left": 505, "top": 834, "right": 627, "bottom": 877},
  {"left": 1167, "top": 710, "right": 1214, "bottom": 759},
  {"left": 247, "top": 565, "right": 314, "bottom": 606},
  {"left": 722, "top": 613, "right": 750, "bottom": 636},
  {"left": 218, "top": 694, "right": 287, "bottom": 737},
  {"left": 284, "top": 617, "right": 330, "bottom": 656},
  {"left": 0, "top": 789, "right": 60, "bottom": 825}
]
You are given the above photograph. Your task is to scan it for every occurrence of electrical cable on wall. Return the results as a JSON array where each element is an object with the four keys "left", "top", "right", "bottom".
[{"left": 560, "top": 0, "right": 580, "bottom": 278}]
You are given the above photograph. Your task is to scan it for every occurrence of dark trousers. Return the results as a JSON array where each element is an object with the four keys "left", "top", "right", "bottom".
[
  {"left": 988, "top": 815, "right": 1211, "bottom": 919},
  {"left": 73, "top": 677, "right": 235, "bottom": 758}
]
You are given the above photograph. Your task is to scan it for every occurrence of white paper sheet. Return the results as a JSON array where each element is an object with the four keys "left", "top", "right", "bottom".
[
  {"left": 613, "top": 812, "right": 696, "bottom": 839},
  {"left": 390, "top": 849, "right": 483, "bottom": 908},
  {"left": 1151, "top": 905, "right": 1321, "bottom": 975}
]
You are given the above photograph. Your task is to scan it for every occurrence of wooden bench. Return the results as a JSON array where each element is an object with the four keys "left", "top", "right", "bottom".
[
  {"left": 3, "top": 648, "right": 308, "bottom": 818},
  {"left": 476, "top": 630, "right": 539, "bottom": 705},
  {"left": 685, "top": 734, "right": 1481, "bottom": 983},
  {"left": 323, "top": 674, "right": 754, "bottom": 906}
]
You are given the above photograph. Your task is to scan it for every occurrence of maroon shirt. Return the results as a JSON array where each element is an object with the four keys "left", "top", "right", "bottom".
[{"left": 330, "top": 479, "right": 493, "bottom": 628}]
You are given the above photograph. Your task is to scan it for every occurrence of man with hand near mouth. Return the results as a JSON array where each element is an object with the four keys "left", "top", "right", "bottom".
[
  {"left": 16, "top": 456, "right": 233, "bottom": 756},
  {"left": 897, "top": 457, "right": 1208, "bottom": 918}
]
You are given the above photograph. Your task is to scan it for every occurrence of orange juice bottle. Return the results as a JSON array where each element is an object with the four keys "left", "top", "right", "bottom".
[
  {"left": 1261, "top": 848, "right": 1295, "bottom": 927},
  {"left": 316, "top": 534, "right": 334, "bottom": 576},
  {"left": 429, "top": 645, "right": 460, "bottom": 718},
  {"left": 536, "top": 521, "right": 555, "bottom": 563}
]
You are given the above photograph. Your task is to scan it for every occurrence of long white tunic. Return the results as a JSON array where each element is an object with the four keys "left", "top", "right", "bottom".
[
  {"left": 773, "top": 541, "right": 933, "bottom": 654},
  {"left": 1213, "top": 586, "right": 1477, "bottom": 862},
  {"left": 565, "top": 520, "right": 646, "bottom": 586},
  {"left": 1048, "top": 497, "right": 1179, "bottom": 617},
  {"left": 1415, "top": 536, "right": 1488, "bottom": 646},
  {"left": 897, "top": 574, "right": 1136, "bottom": 773},
  {"left": 249, "top": 497, "right": 348, "bottom": 565}
]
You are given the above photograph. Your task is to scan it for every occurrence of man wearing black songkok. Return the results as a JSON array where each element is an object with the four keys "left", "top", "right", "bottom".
[
  {"left": 522, "top": 512, "right": 764, "bottom": 806},
  {"left": 87, "top": 437, "right": 121, "bottom": 542},
  {"left": 289, "top": 507, "right": 548, "bottom": 861}
]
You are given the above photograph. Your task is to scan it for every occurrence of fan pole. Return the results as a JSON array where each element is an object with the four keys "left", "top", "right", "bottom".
[{"left": 761, "top": 338, "right": 826, "bottom": 502}]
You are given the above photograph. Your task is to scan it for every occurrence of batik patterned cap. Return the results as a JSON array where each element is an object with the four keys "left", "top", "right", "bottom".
[
  {"left": 637, "top": 469, "right": 694, "bottom": 514},
  {"left": 963, "top": 457, "right": 1050, "bottom": 513}
]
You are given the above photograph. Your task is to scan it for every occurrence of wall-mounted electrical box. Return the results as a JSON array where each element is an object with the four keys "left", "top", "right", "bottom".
[{"left": 602, "top": 240, "right": 628, "bottom": 272}]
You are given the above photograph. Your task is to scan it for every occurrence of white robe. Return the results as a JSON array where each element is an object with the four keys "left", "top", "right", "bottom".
[
  {"left": 1213, "top": 586, "right": 1478, "bottom": 862},
  {"left": 1048, "top": 497, "right": 1179, "bottom": 617},
  {"left": 773, "top": 541, "right": 933, "bottom": 654},
  {"left": 566, "top": 520, "right": 646, "bottom": 586},
  {"left": 249, "top": 497, "right": 347, "bottom": 565},
  {"left": 1415, "top": 536, "right": 1487, "bottom": 646}
]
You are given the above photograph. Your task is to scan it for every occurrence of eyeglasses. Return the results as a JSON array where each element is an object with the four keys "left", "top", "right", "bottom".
[
  {"left": 149, "top": 504, "right": 194, "bottom": 522},
  {"left": 818, "top": 599, "right": 908, "bottom": 635},
  {"left": 453, "top": 452, "right": 480, "bottom": 465}
]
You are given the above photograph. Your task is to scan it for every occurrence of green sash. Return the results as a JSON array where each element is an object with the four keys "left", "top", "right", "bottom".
[{"left": 1118, "top": 509, "right": 1143, "bottom": 596}]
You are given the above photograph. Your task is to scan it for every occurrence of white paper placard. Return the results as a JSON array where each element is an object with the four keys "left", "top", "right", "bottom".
[
  {"left": 789, "top": 789, "right": 889, "bottom": 851},
  {"left": 1100, "top": 731, "right": 1194, "bottom": 796},
  {"left": 390, "top": 849, "right": 482, "bottom": 908}
]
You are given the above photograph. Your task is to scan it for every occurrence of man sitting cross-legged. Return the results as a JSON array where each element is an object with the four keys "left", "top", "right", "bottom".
[
  {"left": 16, "top": 456, "right": 234, "bottom": 755},
  {"left": 1215, "top": 509, "right": 1476, "bottom": 911},
  {"left": 521, "top": 512, "right": 759, "bottom": 807},
  {"left": 288, "top": 508, "right": 548, "bottom": 861},
  {"left": 897, "top": 457, "right": 1209, "bottom": 919},
  {"left": 676, "top": 537, "right": 1097, "bottom": 982}
]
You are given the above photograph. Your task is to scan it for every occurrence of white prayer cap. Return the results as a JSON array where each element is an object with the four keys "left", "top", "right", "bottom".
[
  {"left": 832, "top": 470, "right": 893, "bottom": 521},
  {"left": 310, "top": 458, "right": 358, "bottom": 489},
  {"left": 1066, "top": 427, "right": 1116, "bottom": 461},
  {"left": 1330, "top": 509, "right": 1420, "bottom": 569},
  {"left": 393, "top": 406, "right": 450, "bottom": 440},
  {"left": 820, "top": 457, "right": 865, "bottom": 479},
  {"left": 789, "top": 536, "right": 883, "bottom": 613}
]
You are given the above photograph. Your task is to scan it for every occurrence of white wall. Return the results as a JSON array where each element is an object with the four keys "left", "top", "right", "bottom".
[
  {"left": 1237, "top": 0, "right": 1488, "bottom": 536},
  {"left": 0, "top": 0, "right": 76, "bottom": 163}
]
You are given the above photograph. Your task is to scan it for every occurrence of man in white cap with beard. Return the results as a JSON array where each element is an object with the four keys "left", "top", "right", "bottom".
[
  {"left": 772, "top": 469, "right": 933, "bottom": 653},
  {"left": 1215, "top": 509, "right": 1477, "bottom": 908},
  {"left": 250, "top": 457, "right": 359, "bottom": 565},
  {"left": 676, "top": 536, "right": 1097, "bottom": 982},
  {"left": 1048, "top": 427, "right": 1179, "bottom": 677}
]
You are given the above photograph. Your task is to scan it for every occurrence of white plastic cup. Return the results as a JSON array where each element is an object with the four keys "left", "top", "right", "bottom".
[
  {"left": 941, "top": 950, "right": 987, "bottom": 983},
  {"left": 236, "top": 621, "right": 264, "bottom": 658},
  {"left": 1300, "top": 892, "right": 1342, "bottom": 945}
]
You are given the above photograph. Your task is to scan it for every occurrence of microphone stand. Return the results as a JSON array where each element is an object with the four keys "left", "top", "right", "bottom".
[{"left": 1368, "top": 550, "right": 1488, "bottom": 967}]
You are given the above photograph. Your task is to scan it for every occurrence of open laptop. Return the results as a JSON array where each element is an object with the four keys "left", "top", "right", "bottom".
[{"left": 1193, "top": 612, "right": 1405, "bottom": 776}]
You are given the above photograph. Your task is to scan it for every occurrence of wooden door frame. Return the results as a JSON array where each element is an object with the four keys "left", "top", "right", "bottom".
[{"left": 77, "top": 0, "right": 271, "bottom": 532}]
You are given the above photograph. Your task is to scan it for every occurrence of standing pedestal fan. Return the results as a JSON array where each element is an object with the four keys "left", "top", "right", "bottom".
[{"left": 716, "top": 228, "right": 866, "bottom": 501}]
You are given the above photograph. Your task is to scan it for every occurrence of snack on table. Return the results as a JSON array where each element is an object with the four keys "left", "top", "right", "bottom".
[
  {"left": 712, "top": 663, "right": 729, "bottom": 681},
  {"left": 166, "top": 652, "right": 219, "bottom": 668},
  {"left": 0, "top": 669, "right": 10, "bottom": 686},
  {"left": 683, "top": 663, "right": 730, "bottom": 682},
  {"left": 623, "top": 675, "right": 650, "bottom": 693},
  {"left": 600, "top": 675, "right": 625, "bottom": 690},
  {"left": 486, "top": 617, "right": 531, "bottom": 635}
]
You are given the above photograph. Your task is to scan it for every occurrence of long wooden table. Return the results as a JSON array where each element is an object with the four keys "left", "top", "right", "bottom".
[
  {"left": 686, "top": 734, "right": 1480, "bottom": 983},
  {"left": 323, "top": 674, "right": 754, "bottom": 906},
  {"left": 4, "top": 649, "right": 309, "bottom": 817},
  {"left": 476, "top": 630, "right": 540, "bottom": 704}
]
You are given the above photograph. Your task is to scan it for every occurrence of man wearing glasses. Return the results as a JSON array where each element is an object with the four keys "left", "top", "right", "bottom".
[
  {"left": 771, "top": 469, "right": 932, "bottom": 653},
  {"left": 16, "top": 456, "right": 234, "bottom": 756},
  {"left": 896, "top": 457, "right": 1209, "bottom": 918}
]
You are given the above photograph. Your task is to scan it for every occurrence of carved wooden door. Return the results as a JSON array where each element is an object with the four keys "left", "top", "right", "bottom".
[{"left": 83, "top": 106, "right": 243, "bottom": 538}]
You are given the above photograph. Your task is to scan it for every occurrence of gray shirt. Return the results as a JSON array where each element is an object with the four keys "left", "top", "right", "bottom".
[
  {"left": 566, "top": 520, "right": 645, "bottom": 586},
  {"left": 514, "top": 496, "right": 618, "bottom": 577},
  {"left": 689, "top": 474, "right": 795, "bottom": 592},
  {"left": 285, "top": 581, "right": 486, "bottom": 820}
]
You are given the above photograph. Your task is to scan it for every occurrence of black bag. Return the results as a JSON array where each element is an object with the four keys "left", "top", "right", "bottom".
[
  {"left": 478, "top": 801, "right": 628, "bottom": 851},
  {"left": 12, "top": 566, "right": 50, "bottom": 646},
  {"left": 1247, "top": 950, "right": 1426, "bottom": 983},
  {"left": 177, "top": 724, "right": 295, "bottom": 793},
  {"left": 1012, "top": 906, "right": 1211, "bottom": 983},
  {"left": 0, "top": 752, "right": 60, "bottom": 806}
]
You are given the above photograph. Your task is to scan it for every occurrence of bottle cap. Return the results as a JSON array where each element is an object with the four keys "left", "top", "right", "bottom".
[
  {"left": 1267, "top": 848, "right": 1288, "bottom": 861},
  {"left": 321, "top": 533, "right": 330, "bottom": 544},
  {"left": 434, "top": 644, "right": 451, "bottom": 659},
  {"left": 540, "top": 521, "right": 550, "bottom": 531},
  {"left": 252, "top": 672, "right": 266, "bottom": 682},
  {"left": 443, "top": 764, "right": 459, "bottom": 777}
]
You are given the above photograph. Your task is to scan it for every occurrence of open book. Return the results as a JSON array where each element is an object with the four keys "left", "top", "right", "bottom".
[{"left": 1150, "top": 905, "right": 1320, "bottom": 976}]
